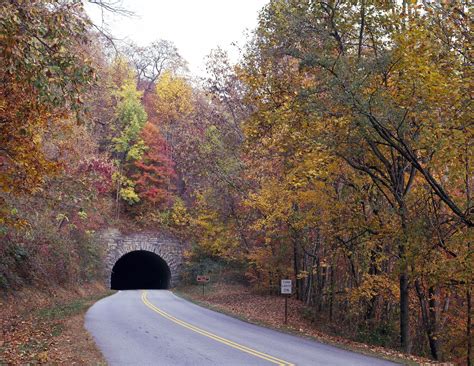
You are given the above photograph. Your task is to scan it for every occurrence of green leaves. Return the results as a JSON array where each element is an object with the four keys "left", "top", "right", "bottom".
[{"left": 112, "top": 80, "right": 148, "bottom": 162}]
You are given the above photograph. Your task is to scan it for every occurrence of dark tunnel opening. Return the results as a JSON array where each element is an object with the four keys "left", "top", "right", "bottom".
[{"left": 111, "top": 250, "right": 171, "bottom": 290}]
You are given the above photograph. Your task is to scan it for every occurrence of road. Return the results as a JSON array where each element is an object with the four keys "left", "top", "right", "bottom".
[{"left": 85, "top": 290, "right": 398, "bottom": 366}]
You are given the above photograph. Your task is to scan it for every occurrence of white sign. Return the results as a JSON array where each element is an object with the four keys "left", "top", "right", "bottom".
[{"left": 281, "top": 279, "right": 292, "bottom": 294}]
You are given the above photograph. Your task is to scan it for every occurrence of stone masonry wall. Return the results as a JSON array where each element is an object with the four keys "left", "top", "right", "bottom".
[{"left": 101, "top": 228, "right": 184, "bottom": 287}]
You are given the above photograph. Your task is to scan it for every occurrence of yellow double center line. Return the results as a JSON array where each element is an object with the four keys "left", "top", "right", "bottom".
[{"left": 141, "top": 291, "right": 294, "bottom": 366}]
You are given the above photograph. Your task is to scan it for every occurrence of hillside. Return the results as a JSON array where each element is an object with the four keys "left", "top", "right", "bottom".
[{"left": 1, "top": 1, "right": 472, "bottom": 364}]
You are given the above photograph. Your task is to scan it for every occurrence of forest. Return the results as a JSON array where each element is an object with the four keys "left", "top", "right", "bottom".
[{"left": 0, "top": 0, "right": 472, "bottom": 364}]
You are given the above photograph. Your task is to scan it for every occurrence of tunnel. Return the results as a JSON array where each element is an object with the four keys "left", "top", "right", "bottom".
[{"left": 111, "top": 250, "right": 171, "bottom": 290}]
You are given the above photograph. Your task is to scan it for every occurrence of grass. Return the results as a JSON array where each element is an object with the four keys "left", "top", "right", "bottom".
[
  {"left": 17, "top": 338, "right": 48, "bottom": 356},
  {"left": 36, "top": 292, "right": 112, "bottom": 321}
]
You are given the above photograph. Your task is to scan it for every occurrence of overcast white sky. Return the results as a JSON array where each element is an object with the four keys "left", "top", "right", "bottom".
[{"left": 85, "top": 0, "right": 268, "bottom": 76}]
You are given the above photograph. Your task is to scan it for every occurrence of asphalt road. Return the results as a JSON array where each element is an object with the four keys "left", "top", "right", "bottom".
[{"left": 85, "top": 290, "right": 399, "bottom": 366}]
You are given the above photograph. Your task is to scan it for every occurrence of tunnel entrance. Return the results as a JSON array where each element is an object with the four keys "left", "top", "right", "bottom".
[{"left": 111, "top": 250, "right": 171, "bottom": 290}]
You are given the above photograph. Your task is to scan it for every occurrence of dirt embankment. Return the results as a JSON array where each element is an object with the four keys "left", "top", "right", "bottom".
[{"left": 1, "top": 282, "right": 111, "bottom": 365}]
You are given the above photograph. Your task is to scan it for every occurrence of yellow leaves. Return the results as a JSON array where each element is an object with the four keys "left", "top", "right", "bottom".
[
  {"left": 55, "top": 213, "right": 69, "bottom": 223},
  {"left": 113, "top": 172, "right": 140, "bottom": 204},
  {"left": 245, "top": 179, "right": 292, "bottom": 232},
  {"left": 110, "top": 56, "right": 136, "bottom": 89},
  {"left": 170, "top": 198, "right": 191, "bottom": 227},
  {"left": 38, "top": 351, "right": 50, "bottom": 363},
  {"left": 119, "top": 187, "right": 140, "bottom": 204},
  {"left": 117, "top": 78, "right": 144, "bottom": 102},
  {"left": 186, "top": 192, "right": 241, "bottom": 258},
  {"left": 391, "top": 23, "right": 462, "bottom": 110},
  {"left": 155, "top": 71, "right": 194, "bottom": 125},
  {"left": 77, "top": 210, "right": 88, "bottom": 220},
  {"left": 0, "top": 85, "right": 60, "bottom": 197},
  {"left": 349, "top": 274, "right": 399, "bottom": 306}
]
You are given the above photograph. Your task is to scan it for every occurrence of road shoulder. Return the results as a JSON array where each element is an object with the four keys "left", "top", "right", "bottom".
[
  {"left": 1, "top": 282, "right": 112, "bottom": 365},
  {"left": 174, "top": 284, "right": 431, "bottom": 366}
]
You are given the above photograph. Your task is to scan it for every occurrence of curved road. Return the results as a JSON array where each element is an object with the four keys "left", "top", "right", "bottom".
[{"left": 85, "top": 290, "right": 398, "bottom": 366}]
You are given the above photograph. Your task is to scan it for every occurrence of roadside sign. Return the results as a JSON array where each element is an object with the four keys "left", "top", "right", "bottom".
[
  {"left": 196, "top": 275, "right": 210, "bottom": 283},
  {"left": 281, "top": 279, "right": 292, "bottom": 294},
  {"left": 281, "top": 279, "right": 292, "bottom": 324},
  {"left": 197, "top": 275, "right": 210, "bottom": 296}
]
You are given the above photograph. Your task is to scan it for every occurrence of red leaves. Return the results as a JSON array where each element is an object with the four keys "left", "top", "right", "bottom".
[
  {"left": 133, "top": 122, "right": 177, "bottom": 208},
  {"left": 77, "top": 157, "right": 115, "bottom": 194}
]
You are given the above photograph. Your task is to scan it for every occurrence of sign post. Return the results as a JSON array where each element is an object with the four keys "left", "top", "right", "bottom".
[
  {"left": 281, "top": 279, "right": 292, "bottom": 324},
  {"left": 196, "top": 275, "right": 210, "bottom": 296}
]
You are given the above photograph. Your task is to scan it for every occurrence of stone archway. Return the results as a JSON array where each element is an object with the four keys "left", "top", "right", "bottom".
[
  {"left": 111, "top": 250, "right": 171, "bottom": 290},
  {"left": 102, "top": 229, "right": 183, "bottom": 288}
]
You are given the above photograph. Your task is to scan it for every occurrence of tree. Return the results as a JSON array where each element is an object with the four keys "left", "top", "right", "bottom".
[
  {"left": 0, "top": 0, "right": 120, "bottom": 292},
  {"left": 236, "top": 0, "right": 472, "bottom": 360},
  {"left": 0, "top": 0, "right": 95, "bottom": 197},
  {"left": 124, "top": 40, "right": 186, "bottom": 95},
  {"left": 134, "top": 122, "right": 176, "bottom": 209},
  {"left": 112, "top": 75, "right": 148, "bottom": 210}
]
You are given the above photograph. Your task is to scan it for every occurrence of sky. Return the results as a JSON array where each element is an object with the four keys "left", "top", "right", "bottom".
[{"left": 85, "top": 0, "right": 269, "bottom": 77}]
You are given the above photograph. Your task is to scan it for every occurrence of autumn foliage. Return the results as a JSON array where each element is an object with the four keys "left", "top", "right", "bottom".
[
  {"left": 134, "top": 122, "right": 176, "bottom": 208},
  {"left": 0, "top": 0, "right": 472, "bottom": 364}
]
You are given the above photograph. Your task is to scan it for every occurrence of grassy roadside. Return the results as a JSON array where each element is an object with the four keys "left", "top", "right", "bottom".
[
  {"left": 174, "top": 283, "right": 439, "bottom": 366},
  {"left": 1, "top": 282, "right": 112, "bottom": 365}
]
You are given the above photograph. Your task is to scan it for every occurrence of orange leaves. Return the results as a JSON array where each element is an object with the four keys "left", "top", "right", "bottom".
[
  {"left": 0, "top": 0, "right": 95, "bottom": 198},
  {"left": 0, "top": 80, "right": 60, "bottom": 196}
]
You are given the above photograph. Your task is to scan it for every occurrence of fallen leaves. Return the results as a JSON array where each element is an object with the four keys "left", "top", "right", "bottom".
[
  {"left": 1, "top": 282, "right": 109, "bottom": 365},
  {"left": 178, "top": 283, "right": 441, "bottom": 365}
]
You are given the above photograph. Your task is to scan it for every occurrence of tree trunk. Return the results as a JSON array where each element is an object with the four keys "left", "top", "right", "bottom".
[
  {"left": 365, "top": 248, "right": 379, "bottom": 320},
  {"left": 329, "top": 265, "right": 334, "bottom": 321},
  {"left": 292, "top": 231, "right": 301, "bottom": 300},
  {"left": 428, "top": 286, "right": 440, "bottom": 360},
  {"left": 468, "top": 284, "right": 473, "bottom": 366},
  {"left": 400, "top": 269, "right": 410, "bottom": 353},
  {"left": 415, "top": 280, "right": 441, "bottom": 360},
  {"left": 115, "top": 165, "right": 122, "bottom": 220},
  {"left": 357, "top": 0, "right": 365, "bottom": 60},
  {"left": 465, "top": 140, "right": 472, "bottom": 366},
  {"left": 399, "top": 203, "right": 411, "bottom": 353}
]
